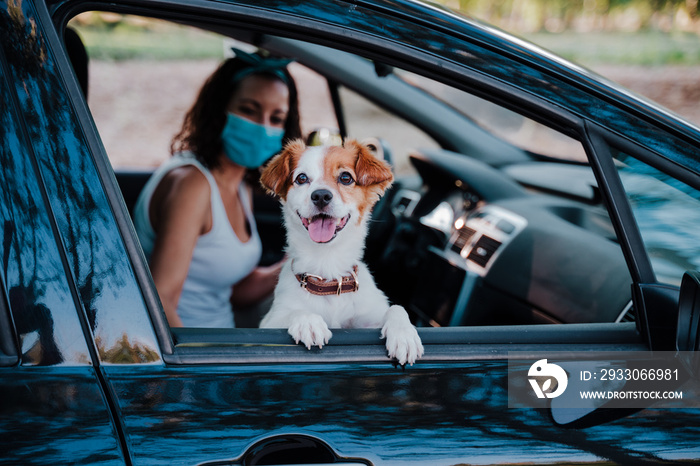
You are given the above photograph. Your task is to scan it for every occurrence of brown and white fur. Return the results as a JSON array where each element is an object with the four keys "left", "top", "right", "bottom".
[{"left": 259, "top": 139, "right": 423, "bottom": 365}]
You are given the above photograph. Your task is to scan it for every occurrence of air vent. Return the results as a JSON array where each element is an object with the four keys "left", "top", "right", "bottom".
[
  {"left": 392, "top": 190, "right": 419, "bottom": 216},
  {"left": 468, "top": 235, "right": 502, "bottom": 267},
  {"left": 451, "top": 226, "right": 476, "bottom": 253}
]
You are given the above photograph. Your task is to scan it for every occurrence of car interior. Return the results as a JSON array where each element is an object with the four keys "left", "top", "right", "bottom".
[{"left": 66, "top": 12, "right": 640, "bottom": 335}]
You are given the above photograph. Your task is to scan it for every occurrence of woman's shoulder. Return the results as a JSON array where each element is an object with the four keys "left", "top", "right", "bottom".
[
  {"left": 164, "top": 165, "right": 212, "bottom": 202},
  {"left": 153, "top": 162, "right": 213, "bottom": 215},
  {"left": 148, "top": 163, "right": 213, "bottom": 235},
  {"left": 158, "top": 152, "right": 210, "bottom": 190},
  {"left": 164, "top": 163, "right": 208, "bottom": 185}
]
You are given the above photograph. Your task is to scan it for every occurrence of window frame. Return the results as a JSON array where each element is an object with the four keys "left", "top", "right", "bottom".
[{"left": 167, "top": 324, "right": 646, "bottom": 365}]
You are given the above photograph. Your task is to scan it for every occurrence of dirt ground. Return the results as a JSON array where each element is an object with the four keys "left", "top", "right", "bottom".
[
  {"left": 88, "top": 60, "right": 220, "bottom": 168},
  {"left": 88, "top": 60, "right": 700, "bottom": 168}
]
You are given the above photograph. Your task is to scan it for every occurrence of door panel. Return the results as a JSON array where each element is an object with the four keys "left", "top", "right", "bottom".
[
  {"left": 1, "top": 367, "right": 126, "bottom": 465},
  {"left": 104, "top": 352, "right": 700, "bottom": 465}
]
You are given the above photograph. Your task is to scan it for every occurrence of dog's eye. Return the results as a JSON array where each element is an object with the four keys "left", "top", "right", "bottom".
[
  {"left": 338, "top": 172, "right": 355, "bottom": 186},
  {"left": 294, "top": 173, "right": 309, "bottom": 185}
]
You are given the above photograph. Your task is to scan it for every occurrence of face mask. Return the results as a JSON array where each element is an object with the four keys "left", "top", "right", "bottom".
[{"left": 221, "top": 113, "right": 285, "bottom": 169}]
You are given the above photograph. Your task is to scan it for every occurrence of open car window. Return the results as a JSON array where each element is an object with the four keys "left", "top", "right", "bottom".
[{"left": 68, "top": 11, "right": 637, "bottom": 359}]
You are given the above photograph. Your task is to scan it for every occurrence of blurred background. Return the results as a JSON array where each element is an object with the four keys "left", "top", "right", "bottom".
[
  {"left": 69, "top": 0, "right": 700, "bottom": 168},
  {"left": 441, "top": 0, "right": 700, "bottom": 68}
]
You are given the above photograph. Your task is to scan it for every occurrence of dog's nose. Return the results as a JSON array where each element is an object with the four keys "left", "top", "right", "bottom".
[{"left": 311, "top": 189, "right": 333, "bottom": 208}]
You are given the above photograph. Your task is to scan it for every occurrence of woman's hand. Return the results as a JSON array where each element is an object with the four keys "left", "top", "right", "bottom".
[{"left": 231, "top": 258, "right": 286, "bottom": 308}]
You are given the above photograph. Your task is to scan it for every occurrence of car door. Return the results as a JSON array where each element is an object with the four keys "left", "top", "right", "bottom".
[
  {"left": 33, "top": 0, "right": 700, "bottom": 464},
  {"left": 0, "top": 1, "right": 132, "bottom": 463}
]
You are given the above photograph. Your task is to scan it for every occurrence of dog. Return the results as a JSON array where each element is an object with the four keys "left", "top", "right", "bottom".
[{"left": 259, "top": 139, "right": 424, "bottom": 365}]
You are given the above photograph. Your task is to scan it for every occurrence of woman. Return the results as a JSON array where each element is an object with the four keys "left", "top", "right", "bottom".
[{"left": 134, "top": 49, "right": 301, "bottom": 328}]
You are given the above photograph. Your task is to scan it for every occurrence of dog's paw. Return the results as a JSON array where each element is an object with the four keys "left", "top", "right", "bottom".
[
  {"left": 381, "top": 305, "right": 424, "bottom": 366},
  {"left": 288, "top": 313, "right": 333, "bottom": 350}
]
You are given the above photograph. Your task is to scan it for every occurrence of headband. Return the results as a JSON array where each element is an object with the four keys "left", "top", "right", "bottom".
[{"left": 230, "top": 47, "right": 293, "bottom": 85}]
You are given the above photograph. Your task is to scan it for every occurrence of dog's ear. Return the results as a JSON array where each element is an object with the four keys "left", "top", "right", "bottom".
[
  {"left": 348, "top": 139, "right": 394, "bottom": 192},
  {"left": 260, "top": 139, "right": 306, "bottom": 200}
]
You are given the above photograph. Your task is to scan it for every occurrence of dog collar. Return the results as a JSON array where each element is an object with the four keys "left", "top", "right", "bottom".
[{"left": 295, "top": 265, "right": 360, "bottom": 296}]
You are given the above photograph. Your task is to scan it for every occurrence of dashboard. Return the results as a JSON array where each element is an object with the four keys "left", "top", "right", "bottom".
[
  {"left": 422, "top": 201, "right": 527, "bottom": 276},
  {"left": 368, "top": 149, "right": 634, "bottom": 328}
]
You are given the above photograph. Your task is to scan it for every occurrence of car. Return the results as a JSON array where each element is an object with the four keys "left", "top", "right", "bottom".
[{"left": 2, "top": 0, "right": 700, "bottom": 464}]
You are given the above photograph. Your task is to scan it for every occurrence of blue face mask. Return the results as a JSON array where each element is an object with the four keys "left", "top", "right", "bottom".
[{"left": 221, "top": 113, "right": 285, "bottom": 169}]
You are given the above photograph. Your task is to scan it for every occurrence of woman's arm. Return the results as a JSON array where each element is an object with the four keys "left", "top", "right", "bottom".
[{"left": 148, "top": 167, "right": 212, "bottom": 327}]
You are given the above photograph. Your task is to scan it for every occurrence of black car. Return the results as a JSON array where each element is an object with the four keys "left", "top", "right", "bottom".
[{"left": 2, "top": 0, "right": 700, "bottom": 464}]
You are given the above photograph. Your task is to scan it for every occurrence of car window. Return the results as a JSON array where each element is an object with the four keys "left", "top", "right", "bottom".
[
  {"left": 613, "top": 149, "right": 700, "bottom": 286},
  {"left": 69, "top": 11, "right": 633, "bottom": 340}
]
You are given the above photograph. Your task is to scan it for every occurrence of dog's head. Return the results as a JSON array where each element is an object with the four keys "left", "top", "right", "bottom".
[{"left": 261, "top": 139, "right": 393, "bottom": 244}]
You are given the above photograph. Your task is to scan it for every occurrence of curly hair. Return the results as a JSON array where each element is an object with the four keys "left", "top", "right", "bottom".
[{"left": 170, "top": 55, "right": 302, "bottom": 170}]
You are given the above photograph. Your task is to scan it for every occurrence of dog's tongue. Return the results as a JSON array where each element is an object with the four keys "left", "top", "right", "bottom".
[{"left": 308, "top": 216, "right": 336, "bottom": 243}]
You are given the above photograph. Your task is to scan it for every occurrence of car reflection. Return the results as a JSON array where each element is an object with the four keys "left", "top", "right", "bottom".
[{"left": 0, "top": 0, "right": 161, "bottom": 364}]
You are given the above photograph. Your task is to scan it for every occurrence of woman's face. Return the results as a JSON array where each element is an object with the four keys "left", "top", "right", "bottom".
[{"left": 227, "top": 74, "right": 290, "bottom": 129}]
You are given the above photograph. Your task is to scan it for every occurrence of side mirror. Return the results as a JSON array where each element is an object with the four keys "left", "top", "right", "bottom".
[{"left": 676, "top": 270, "right": 700, "bottom": 376}]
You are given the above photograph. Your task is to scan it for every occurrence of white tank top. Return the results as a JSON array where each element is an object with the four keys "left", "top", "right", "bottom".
[{"left": 133, "top": 152, "right": 262, "bottom": 327}]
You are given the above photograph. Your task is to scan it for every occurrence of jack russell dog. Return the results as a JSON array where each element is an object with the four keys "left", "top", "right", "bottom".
[{"left": 259, "top": 139, "right": 423, "bottom": 365}]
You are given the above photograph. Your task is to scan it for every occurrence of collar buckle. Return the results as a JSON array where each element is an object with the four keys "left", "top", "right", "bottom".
[{"left": 299, "top": 272, "right": 323, "bottom": 290}]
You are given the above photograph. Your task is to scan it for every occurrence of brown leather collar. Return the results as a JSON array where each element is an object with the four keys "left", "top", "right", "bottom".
[{"left": 295, "top": 265, "right": 360, "bottom": 296}]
